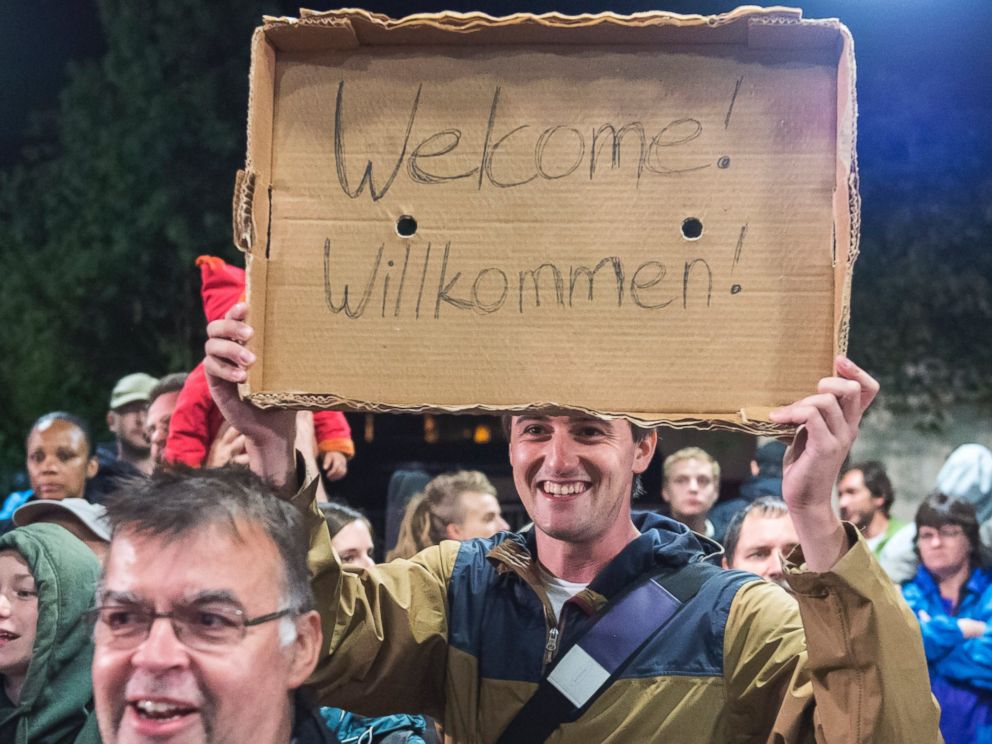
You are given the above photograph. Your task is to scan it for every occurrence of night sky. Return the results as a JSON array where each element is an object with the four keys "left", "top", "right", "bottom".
[
  {"left": 0, "top": 0, "right": 988, "bottom": 505},
  {"left": 2, "top": 1, "right": 990, "bottom": 169}
]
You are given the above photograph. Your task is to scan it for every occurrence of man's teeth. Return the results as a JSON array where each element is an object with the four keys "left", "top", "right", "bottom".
[
  {"left": 543, "top": 482, "right": 585, "bottom": 496},
  {"left": 135, "top": 700, "right": 193, "bottom": 719},
  {"left": 0, "top": 631, "right": 17, "bottom": 640}
]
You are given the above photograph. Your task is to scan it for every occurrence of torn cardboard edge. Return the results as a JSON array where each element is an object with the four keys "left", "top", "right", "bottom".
[
  {"left": 234, "top": 6, "right": 858, "bottom": 436},
  {"left": 241, "top": 390, "right": 789, "bottom": 437}
]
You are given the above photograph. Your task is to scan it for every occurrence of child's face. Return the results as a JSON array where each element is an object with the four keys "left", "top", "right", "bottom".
[{"left": 0, "top": 550, "right": 39, "bottom": 685}]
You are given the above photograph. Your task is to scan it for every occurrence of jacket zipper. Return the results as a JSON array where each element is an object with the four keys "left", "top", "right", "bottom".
[
  {"left": 544, "top": 626, "right": 560, "bottom": 666},
  {"left": 543, "top": 609, "right": 571, "bottom": 668}
]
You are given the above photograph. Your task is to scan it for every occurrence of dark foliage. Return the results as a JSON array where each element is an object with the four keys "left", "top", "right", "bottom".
[{"left": 0, "top": 0, "right": 989, "bottom": 485}]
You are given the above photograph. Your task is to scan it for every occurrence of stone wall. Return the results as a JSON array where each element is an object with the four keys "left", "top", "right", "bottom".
[{"left": 852, "top": 402, "right": 992, "bottom": 524}]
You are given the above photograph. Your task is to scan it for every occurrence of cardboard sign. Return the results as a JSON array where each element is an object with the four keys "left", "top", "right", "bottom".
[{"left": 233, "top": 7, "right": 858, "bottom": 433}]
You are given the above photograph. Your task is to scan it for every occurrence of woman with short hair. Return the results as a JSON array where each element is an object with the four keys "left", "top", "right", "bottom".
[{"left": 902, "top": 491, "right": 992, "bottom": 743}]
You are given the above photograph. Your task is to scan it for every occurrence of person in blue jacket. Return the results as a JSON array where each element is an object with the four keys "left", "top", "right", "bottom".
[{"left": 903, "top": 490, "right": 992, "bottom": 743}]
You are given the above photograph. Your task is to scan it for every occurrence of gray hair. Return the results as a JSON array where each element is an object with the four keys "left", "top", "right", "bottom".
[{"left": 103, "top": 465, "right": 313, "bottom": 627}]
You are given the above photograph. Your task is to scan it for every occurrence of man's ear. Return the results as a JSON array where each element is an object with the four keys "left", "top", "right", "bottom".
[
  {"left": 106, "top": 411, "right": 116, "bottom": 432},
  {"left": 632, "top": 430, "right": 657, "bottom": 475},
  {"left": 86, "top": 456, "right": 99, "bottom": 479},
  {"left": 286, "top": 610, "right": 323, "bottom": 688},
  {"left": 721, "top": 555, "right": 731, "bottom": 569},
  {"left": 445, "top": 522, "right": 463, "bottom": 541}
]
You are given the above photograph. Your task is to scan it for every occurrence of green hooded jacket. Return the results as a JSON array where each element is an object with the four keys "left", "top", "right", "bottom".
[{"left": 0, "top": 523, "right": 101, "bottom": 744}]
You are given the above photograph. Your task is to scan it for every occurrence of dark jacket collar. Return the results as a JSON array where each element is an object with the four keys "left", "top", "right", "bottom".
[
  {"left": 487, "top": 510, "right": 723, "bottom": 608},
  {"left": 292, "top": 690, "right": 341, "bottom": 744}
]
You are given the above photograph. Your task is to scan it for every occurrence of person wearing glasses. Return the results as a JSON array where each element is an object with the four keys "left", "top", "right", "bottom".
[
  {"left": 902, "top": 491, "right": 992, "bottom": 743},
  {"left": 89, "top": 465, "right": 338, "bottom": 744},
  {"left": 0, "top": 522, "right": 101, "bottom": 743}
]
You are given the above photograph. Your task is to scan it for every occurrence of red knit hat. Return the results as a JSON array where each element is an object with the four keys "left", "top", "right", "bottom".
[{"left": 196, "top": 255, "right": 245, "bottom": 323}]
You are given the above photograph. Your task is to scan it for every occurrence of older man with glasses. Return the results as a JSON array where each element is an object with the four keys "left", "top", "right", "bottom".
[{"left": 89, "top": 465, "right": 336, "bottom": 744}]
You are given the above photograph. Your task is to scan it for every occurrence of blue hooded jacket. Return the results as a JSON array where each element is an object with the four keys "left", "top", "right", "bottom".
[{"left": 902, "top": 565, "right": 992, "bottom": 742}]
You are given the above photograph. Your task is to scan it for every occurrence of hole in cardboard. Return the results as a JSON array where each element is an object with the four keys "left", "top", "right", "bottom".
[
  {"left": 396, "top": 215, "right": 418, "bottom": 238},
  {"left": 681, "top": 217, "right": 703, "bottom": 240}
]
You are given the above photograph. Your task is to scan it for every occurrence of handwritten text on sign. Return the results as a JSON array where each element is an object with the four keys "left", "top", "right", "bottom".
[
  {"left": 324, "top": 79, "right": 751, "bottom": 320},
  {"left": 331, "top": 79, "right": 744, "bottom": 199}
]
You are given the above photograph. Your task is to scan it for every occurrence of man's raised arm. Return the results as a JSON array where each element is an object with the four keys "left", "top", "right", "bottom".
[
  {"left": 203, "top": 302, "right": 298, "bottom": 491},
  {"left": 769, "top": 355, "right": 879, "bottom": 571}
]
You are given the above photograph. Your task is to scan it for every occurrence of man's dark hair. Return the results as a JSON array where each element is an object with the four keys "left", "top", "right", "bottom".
[
  {"left": 26, "top": 411, "right": 94, "bottom": 457},
  {"left": 148, "top": 372, "right": 189, "bottom": 406},
  {"left": 498, "top": 413, "right": 653, "bottom": 444},
  {"left": 104, "top": 465, "right": 313, "bottom": 612},
  {"left": 915, "top": 490, "right": 988, "bottom": 568},
  {"left": 722, "top": 496, "right": 790, "bottom": 566},
  {"left": 840, "top": 460, "right": 895, "bottom": 517}
]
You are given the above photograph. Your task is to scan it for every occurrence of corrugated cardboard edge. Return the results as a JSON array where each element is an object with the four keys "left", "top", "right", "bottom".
[
  {"left": 244, "top": 392, "right": 787, "bottom": 436},
  {"left": 233, "top": 6, "right": 859, "bottom": 435}
]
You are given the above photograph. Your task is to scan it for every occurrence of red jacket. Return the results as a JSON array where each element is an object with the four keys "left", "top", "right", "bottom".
[{"left": 164, "top": 256, "right": 353, "bottom": 467}]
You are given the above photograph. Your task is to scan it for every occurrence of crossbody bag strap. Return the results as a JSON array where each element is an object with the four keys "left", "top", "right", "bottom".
[{"left": 495, "top": 561, "right": 721, "bottom": 744}]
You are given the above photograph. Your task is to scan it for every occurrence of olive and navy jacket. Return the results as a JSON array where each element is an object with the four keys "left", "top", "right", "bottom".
[{"left": 294, "top": 481, "right": 941, "bottom": 743}]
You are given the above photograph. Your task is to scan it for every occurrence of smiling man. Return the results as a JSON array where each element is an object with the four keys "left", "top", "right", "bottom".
[
  {"left": 203, "top": 303, "right": 941, "bottom": 743},
  {"left": 91, "top": 466, "right": 335, "bottom": 744},
  {"left": 144, "top": 373, "right": 188, "bottom": 468}
]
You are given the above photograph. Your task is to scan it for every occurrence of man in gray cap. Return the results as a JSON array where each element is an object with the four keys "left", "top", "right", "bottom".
[{"left": 105, "top": 372, "right": 158, "bottom": 476}]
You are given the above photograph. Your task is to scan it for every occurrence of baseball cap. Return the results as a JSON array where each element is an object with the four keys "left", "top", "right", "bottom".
[
  {"left": 13, "top": 497, "right": 112, "bottom": 542},
  {"left": 109, "top": 372, "right": 158, "bottom": 410}
]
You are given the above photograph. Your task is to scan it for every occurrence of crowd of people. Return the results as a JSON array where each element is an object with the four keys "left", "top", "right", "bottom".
[{"left": 0, "top": 258, "right": 988, "bottom": 742}]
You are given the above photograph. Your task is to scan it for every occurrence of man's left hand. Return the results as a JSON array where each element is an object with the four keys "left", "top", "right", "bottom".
[{"left": 769, "top": 356, "right": 880, "bottom": 571}]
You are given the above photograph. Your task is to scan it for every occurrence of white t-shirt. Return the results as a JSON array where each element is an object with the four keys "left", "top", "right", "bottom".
[{"left": 537, "top": 563, "right": 589, "bottom": 620}]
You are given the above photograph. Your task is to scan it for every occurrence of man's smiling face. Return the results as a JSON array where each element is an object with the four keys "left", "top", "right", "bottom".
[
  {"left": 92, "top": 521, "right": 317, "bottom": 744},
  {"left": 508, "top": 415, "right": 655, "bottom": 546}
]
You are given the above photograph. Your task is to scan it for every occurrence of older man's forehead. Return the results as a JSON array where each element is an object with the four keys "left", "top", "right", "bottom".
[{"left": 102, "top": 522, "right": 284, "bottom": 608}]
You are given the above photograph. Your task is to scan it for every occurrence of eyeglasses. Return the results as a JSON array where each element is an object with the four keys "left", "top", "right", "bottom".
[
  {"left": 87, "top": 603, "right": 293, "bottom": 651},
  {"left": 917, "top": 526, "right": 966, "bottom": 543}
]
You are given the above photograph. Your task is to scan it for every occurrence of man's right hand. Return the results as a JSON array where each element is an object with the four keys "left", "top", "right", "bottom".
[{"left": 204, "top": 302, "right": 297, "bottom": 490}]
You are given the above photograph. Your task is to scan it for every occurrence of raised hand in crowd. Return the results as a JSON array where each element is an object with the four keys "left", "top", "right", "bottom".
[
  {"left": 768, "top": 355, "right": 880, "bottom": 570},
  {"left": 204, "top": 302, "right": 296, "bottom": 489}
]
